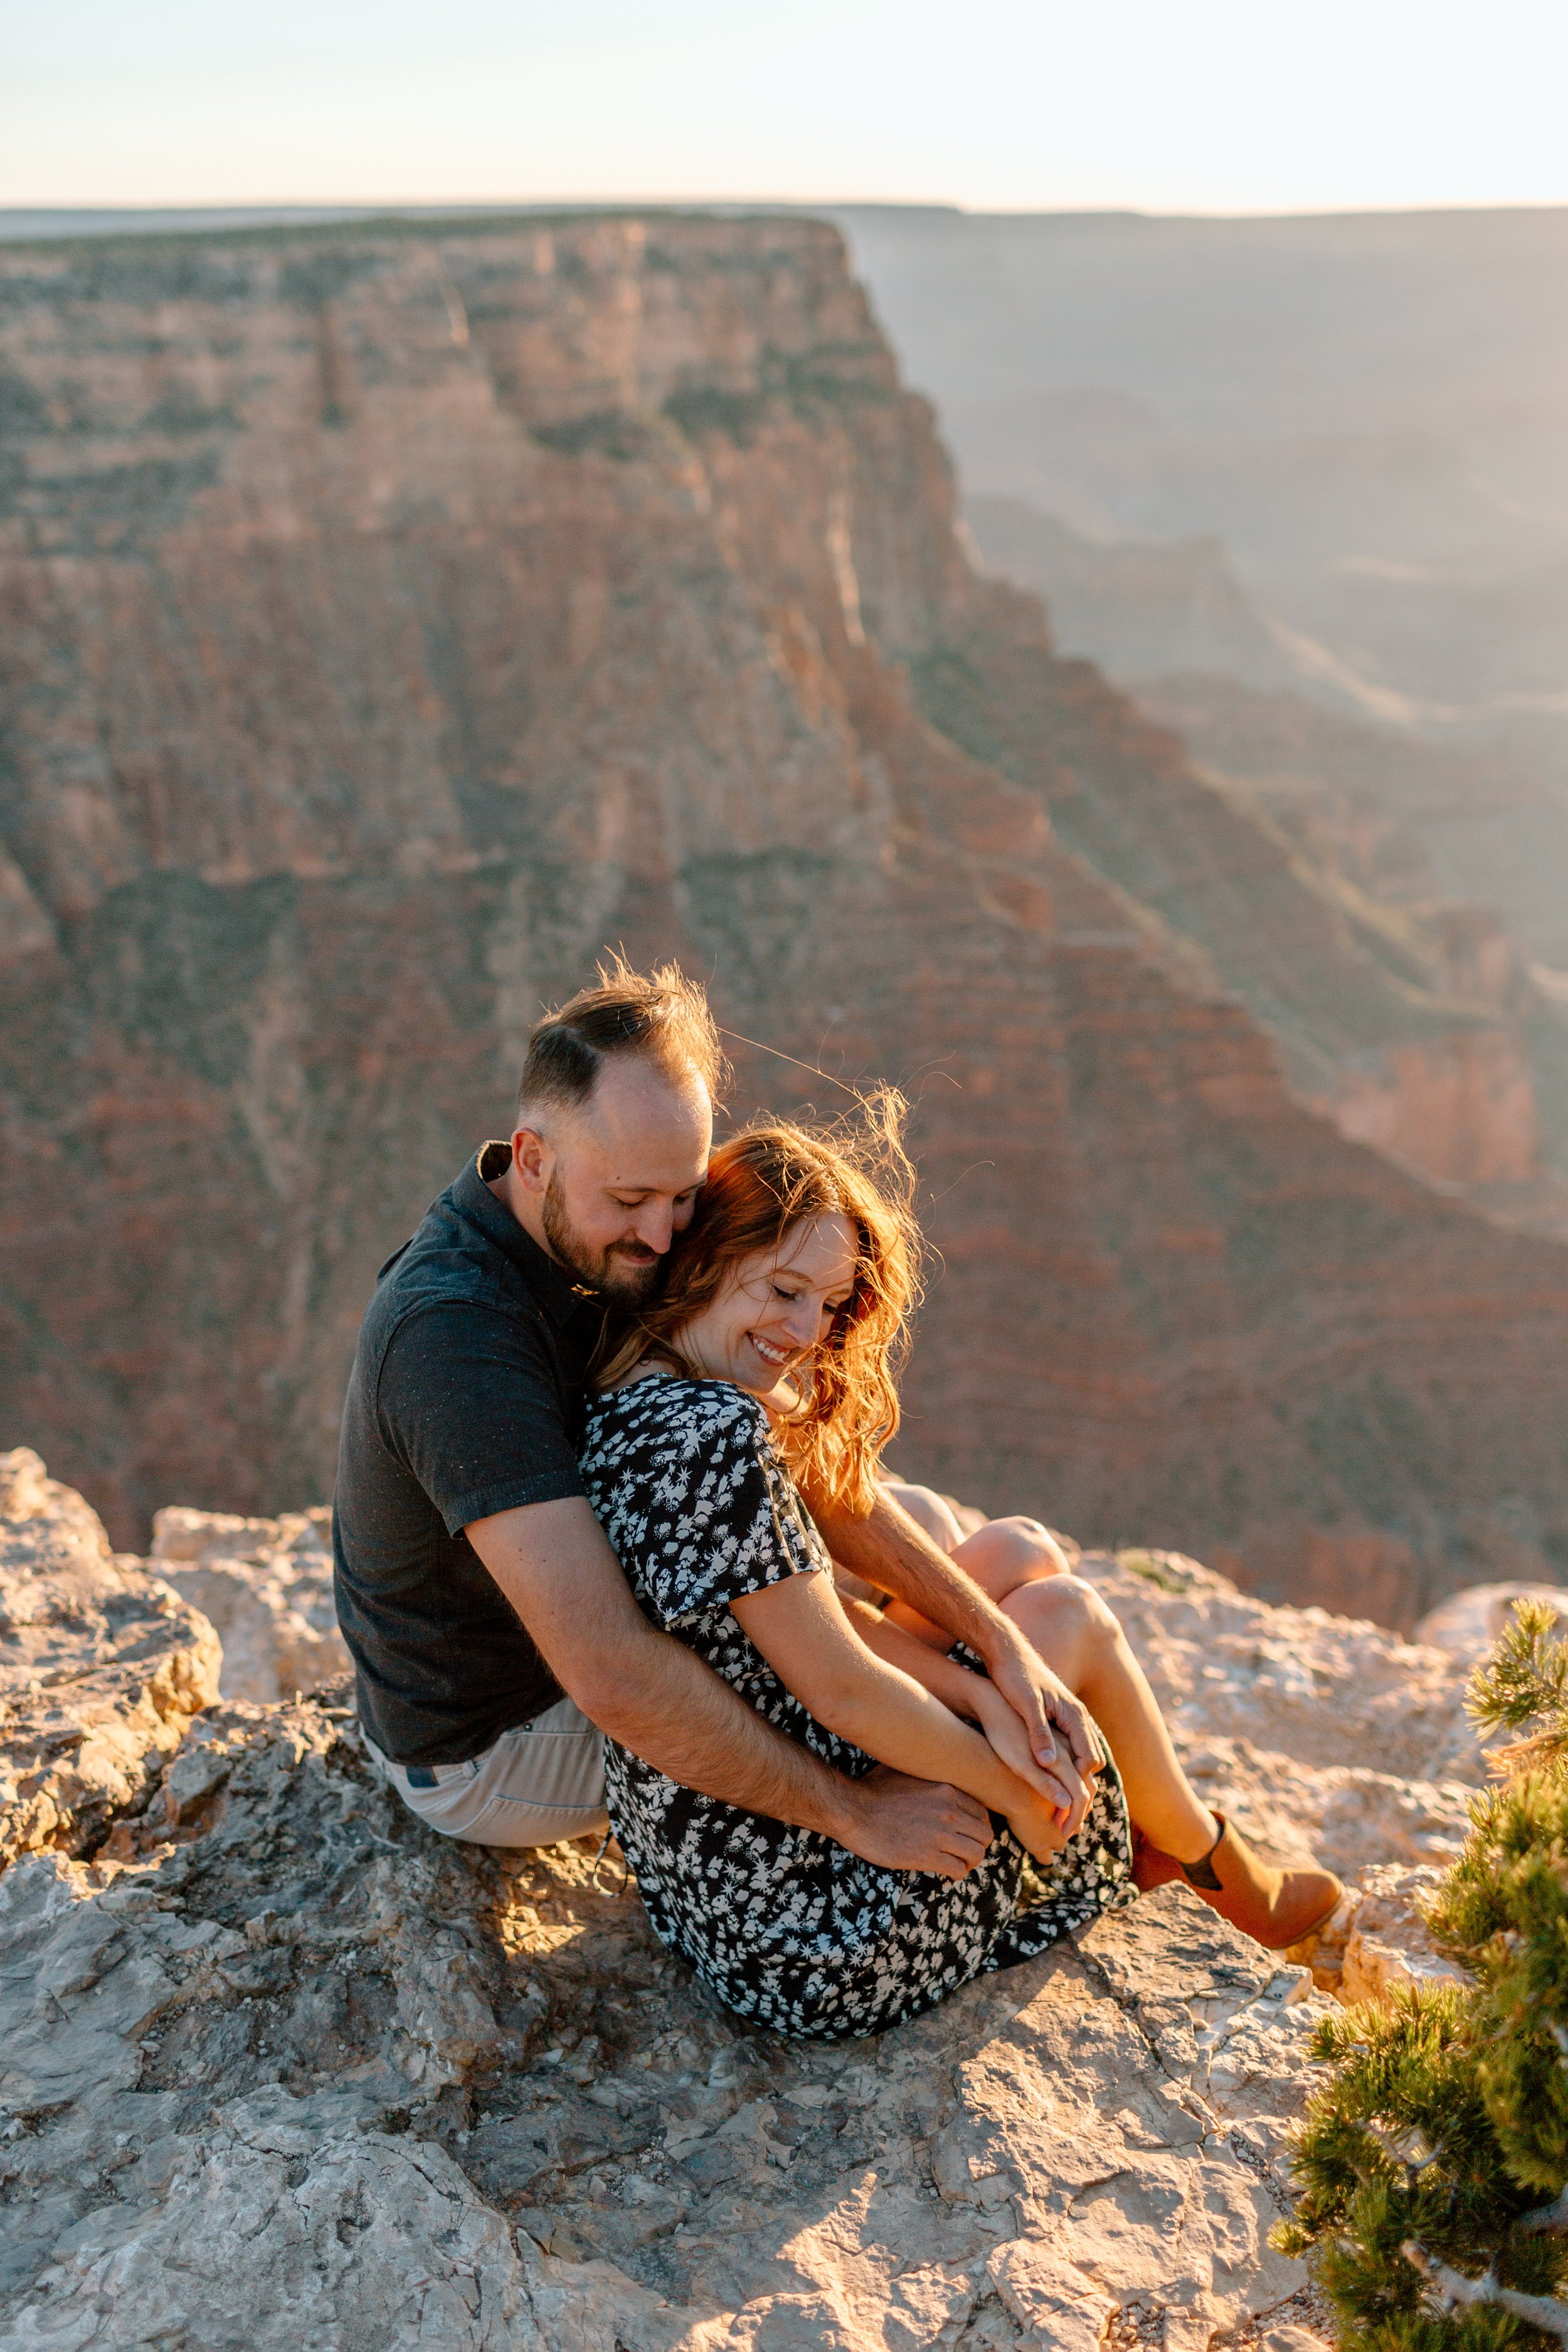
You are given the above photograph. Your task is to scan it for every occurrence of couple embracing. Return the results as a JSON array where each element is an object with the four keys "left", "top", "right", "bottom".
[{"left": 333, "top": 963, "right": 1340, "bottom": 2039}]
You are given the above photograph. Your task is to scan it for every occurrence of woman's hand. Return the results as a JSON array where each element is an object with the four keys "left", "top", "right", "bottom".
[
  {"left": 1004, "top": 1783, "right": 1071, "bottom": 1864},
  {"left": 968, "top": 1674, "right": 1088, "bottom": 1830}
]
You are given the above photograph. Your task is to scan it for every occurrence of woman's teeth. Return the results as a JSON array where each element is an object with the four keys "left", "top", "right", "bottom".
[{"left": 750, "top": 1333, "right": 792, "bottom": 1367}]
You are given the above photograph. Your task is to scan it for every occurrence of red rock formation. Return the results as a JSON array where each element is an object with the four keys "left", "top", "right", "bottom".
[{"left": 1, "top": 213, "right": 1567, "bottom": 1620}]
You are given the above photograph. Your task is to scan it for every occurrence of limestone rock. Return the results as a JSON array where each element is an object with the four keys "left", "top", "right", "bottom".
[
  {"left": 0, "top": 1469, "right": 1519, "bottom": 2343},
  {"left": 1079, "top": 1550, "right": 1485, "bottom": 1927},
  {"left": 1083, "top": 1551, "right": 1478, "bottom": 1788},
  {"left": 150, "top": 1506, "right": 349, "bottom": 1705},
  {"left": 0, "top": 1452, "right": 221, "bottom": 1869},
  {"left": 1, "top": 2119, "right": 533, "bottom": 2351},
  {"left": 0, "top": 1739, "right": 1332, "bottom": 2352},
  {"left": 1413, "top": 1579, "right": 1566, "bottom": 1666},
  {"left": 0, "top": 1627, "right": 1334, "bottom": 2350},
  {"left": 1338, "top": 1863, "right": 1468, "bottom": 2007}
]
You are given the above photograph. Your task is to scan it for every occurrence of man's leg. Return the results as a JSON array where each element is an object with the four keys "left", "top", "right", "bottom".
[{"left": 364, "top": 1695, "right": 608, "bottom": 1848}]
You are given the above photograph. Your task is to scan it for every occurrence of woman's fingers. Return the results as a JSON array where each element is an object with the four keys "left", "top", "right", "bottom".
[
  {"left": 1029, "top": 1742, "right": 1088, "bottom": 1841},
  {"left": 972, "top": 1680, "right": 1073, "bottom": 1807}
]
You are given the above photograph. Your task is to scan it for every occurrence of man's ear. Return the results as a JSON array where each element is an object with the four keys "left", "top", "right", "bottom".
[{"left": 511, "top": 1124, "right": 551, "bottom": 1195}]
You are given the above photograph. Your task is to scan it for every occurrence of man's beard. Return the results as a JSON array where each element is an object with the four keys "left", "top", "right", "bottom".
[{"left": 541, "top": 1170, "right": 662, "bottom": 1306}]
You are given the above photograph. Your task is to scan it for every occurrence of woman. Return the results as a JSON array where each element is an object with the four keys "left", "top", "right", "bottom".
[{"left": 578, "top": 1101, "right": 1340, "bottom": 2039}]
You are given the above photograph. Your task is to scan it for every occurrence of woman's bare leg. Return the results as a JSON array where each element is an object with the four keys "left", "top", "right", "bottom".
[
  {"left": 879, "top": 1481, "right": 968, "bottom": 1556},
  {"left": 881, "top": 1515, "right": 1072, "bottom": 1644},
  {"left": 1001, "top": 1577, "right": 1218, "bottom": 1864},
  {"left": 872, "top": 1508, "right": 1217, "bottom": 1861}
]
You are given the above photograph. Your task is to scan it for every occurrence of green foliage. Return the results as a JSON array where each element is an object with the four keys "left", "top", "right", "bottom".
[
  {"left": 1280, "top": 1599, "right": 1568, "bottom": 2349},
  {"left": 1279, "top": 1986, "right": 1564, "bottom": 2348},
  {"left": 1426, "top": 1772, "right": 1568, "bottom": 2195},
  {"left": 1467, "top": 1600, "right": 1568, "bottom": 1777},
  {"left": 1116, "top": 1549, "right": 1200, "bottom": 1595}
]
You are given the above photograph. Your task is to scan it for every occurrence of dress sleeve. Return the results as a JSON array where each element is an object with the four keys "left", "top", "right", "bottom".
[{"left": 632, "top": 1384, "right": 830, "bottom": 1630}]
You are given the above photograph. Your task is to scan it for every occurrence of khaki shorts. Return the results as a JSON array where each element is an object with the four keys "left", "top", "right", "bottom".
[{"left": 364, "top": 1695, "right": 608, "bottom": 1849}]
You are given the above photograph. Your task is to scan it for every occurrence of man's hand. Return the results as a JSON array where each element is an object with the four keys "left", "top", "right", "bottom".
[
  {"left": 981, "top": 1616, "right": 1105, "bottom": 1797},
  {"left": 834, "top": 1767, "right": 994, "bottom": 1880}
]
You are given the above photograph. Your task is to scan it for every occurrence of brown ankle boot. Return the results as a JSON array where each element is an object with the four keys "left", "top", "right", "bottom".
[
  {"left": 1175, "top": 1814, "right": 1342, "bottom": 1951},
  {"left": 1131, "top": 1826, "right": 1184, "bottom": 1894}
]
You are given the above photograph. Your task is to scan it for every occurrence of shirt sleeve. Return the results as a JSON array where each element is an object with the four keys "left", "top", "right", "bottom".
[
  {"left": 376, "top": 1300, "right": 586, "bottom": 1536},
  {"left": 632, "top": 1384, "right": 830, "bottom": 1629}
]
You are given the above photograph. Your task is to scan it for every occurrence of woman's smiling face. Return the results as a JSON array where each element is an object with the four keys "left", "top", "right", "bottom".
[{"left": 674, "top": 1212, "right": 859, "bottom": 1399}]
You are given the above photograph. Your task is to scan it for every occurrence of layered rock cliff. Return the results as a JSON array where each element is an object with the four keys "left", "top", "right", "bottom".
[
  {"left": 0, "top": 1451, "right": 1500, "bottom": 2350},
  {"left": 3, "top": 213, "right": 1568, "bottom": 1617},
  {"left": 936, "top": 517, "right": 1568, "bottom": 1221}
]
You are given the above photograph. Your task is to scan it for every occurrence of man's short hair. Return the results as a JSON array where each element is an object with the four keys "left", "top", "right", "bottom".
[{"left": 517, "top": 956, "right": 724, "bottom": 1125}]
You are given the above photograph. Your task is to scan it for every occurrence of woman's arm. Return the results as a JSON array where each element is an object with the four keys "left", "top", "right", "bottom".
[
  {"left": 729, "top": 1571, "right": 1069, "bottom": 1856},
  {"left": 802, "top": 1478, "right": 1101, "bottom": 1799},
  {"left": 836, "top": 1594, "right": 990, "bottom": 1716}
]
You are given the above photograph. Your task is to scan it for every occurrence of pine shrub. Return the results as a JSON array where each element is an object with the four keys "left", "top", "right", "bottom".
[{"left": 1277, "top": 1601, "right": 1568, "bottom": 2348}]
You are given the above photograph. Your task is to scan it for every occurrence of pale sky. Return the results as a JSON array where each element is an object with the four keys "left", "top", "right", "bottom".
[{"left": 5, "top": 0, "right": 1567, "bottom": 218}]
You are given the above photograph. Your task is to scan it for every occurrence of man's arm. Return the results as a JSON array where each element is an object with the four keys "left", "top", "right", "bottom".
[
  {"left": 799, "top": 1479, "right": 1102, "bottom": 1795},
  {"left": 465, "top": 1496, "right": 994, "bottom": 1879}
]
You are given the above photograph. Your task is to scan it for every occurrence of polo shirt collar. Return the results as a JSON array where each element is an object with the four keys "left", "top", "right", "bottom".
[{"left": 452, "top": 1142, "right": 596, "bottom": 1330}]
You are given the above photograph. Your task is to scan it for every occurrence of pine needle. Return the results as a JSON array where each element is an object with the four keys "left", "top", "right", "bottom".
[{"left": 1468, "top": 1597, "right": 1568, "bottom": 1779}]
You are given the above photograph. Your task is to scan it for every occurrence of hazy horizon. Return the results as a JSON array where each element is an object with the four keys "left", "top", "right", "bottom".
[
  {"left": 6, "top": 199, "right": 1568, "bottom": 233},
  {"left": 7, "top": 0, "right": 1567, "bottom": 216}
]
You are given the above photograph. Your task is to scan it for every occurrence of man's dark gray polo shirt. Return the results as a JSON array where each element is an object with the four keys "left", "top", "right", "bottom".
[{"left": 332, "top": 1142, "right": 604, "bottom": 1766}]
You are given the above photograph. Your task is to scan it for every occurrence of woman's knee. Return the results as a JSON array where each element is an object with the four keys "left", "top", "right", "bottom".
[
  {"left": 882, "top": 1480, "right": 965, "bottom": 1554},
  {"left": 1004, "top": 1572, "right": 1121, "bottom": 1661},
  {"left": 953, "top": 1516, "right": 1073, "bottom": 1600}
]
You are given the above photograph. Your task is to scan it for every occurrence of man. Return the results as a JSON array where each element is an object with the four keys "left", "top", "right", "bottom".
[{"left": 333, "top": 960, "right": 1098, "bottom": 1878}]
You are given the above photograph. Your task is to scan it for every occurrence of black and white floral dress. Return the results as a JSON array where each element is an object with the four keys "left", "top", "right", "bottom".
[{"left": 577, "top": 1376, "right": 1133, "bottom": 2040}]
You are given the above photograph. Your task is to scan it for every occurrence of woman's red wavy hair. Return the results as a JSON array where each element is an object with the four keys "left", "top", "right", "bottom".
[{"left": 594, "top": 1089, "right": 921, "bottom": 1514}]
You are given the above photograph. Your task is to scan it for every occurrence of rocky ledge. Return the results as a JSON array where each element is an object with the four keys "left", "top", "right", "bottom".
[{"left": 0, "top": 1450, "right": 1510, "bottom": 2350}]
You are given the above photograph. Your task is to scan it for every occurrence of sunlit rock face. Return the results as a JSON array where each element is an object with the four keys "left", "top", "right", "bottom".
[
  {"left": 3, "top": 214, "right": 1568, "bottom": 1618},
  {"left": 0, "top": 1449, "right": 220, "bottom": 1872},
  {"left": 0, "top": 1458, "right": 1508, "bottom": 2349}
]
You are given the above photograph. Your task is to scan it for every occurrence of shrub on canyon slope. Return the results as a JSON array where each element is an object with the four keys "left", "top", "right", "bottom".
[{"left": 1279, "top": 1601, "right": 1568, "bottom": 2349}]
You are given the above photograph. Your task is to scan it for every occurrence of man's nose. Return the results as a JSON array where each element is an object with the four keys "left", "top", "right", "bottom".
[{"left": 630, "top": 1202, "right": 676, "bottom": 1255}]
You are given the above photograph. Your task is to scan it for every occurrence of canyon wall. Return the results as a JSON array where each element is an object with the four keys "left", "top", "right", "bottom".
[
  {"left": 3, "top": 213, "right": 1568, "bottom": 1619},
  {"left": 962, "top": 498, "right": 1568, "bottom": 1227}
]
